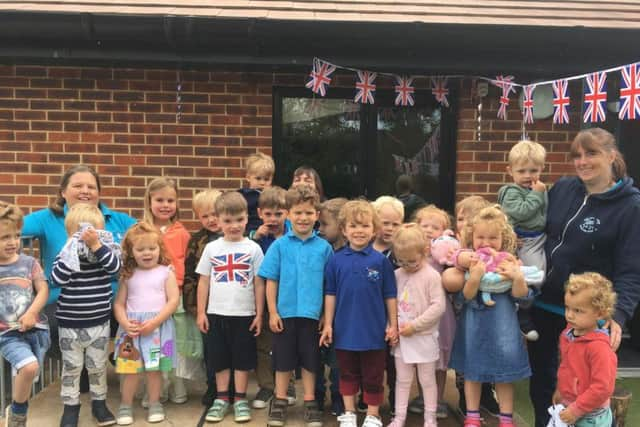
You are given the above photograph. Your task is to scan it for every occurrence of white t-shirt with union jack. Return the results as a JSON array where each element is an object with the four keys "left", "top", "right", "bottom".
[{"left": 196, "top": 237, "right": 264, "bottom": 316}]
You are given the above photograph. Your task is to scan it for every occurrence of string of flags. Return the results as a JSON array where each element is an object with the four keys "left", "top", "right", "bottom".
[{"left": 305, "top": 57, "right": 640, "bottom": 125}]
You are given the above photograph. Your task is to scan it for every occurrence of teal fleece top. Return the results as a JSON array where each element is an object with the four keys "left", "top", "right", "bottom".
[
  {"left": 22, "top": 203, "right": 136, "bottom": 305},
  {"left": 497, "top": 183, "right": 547, "bottom": 232}
]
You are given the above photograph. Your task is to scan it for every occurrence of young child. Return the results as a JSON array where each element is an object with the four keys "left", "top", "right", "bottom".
[
  {"left": 413, "top": 205, "right": 456, "bottom": 419},
  {"left": 292, "top": 166, "right": 326, "bottom": 201},
  {"left": 51, "top": 203, "right": 121, "bottom": 427},
  {"left": 113, "top": 222, "right": 179, "bottom": 425},
  {"left": 0, "top": 202, "right": 50, "bottom": 427},
  {"left": 315, "top": 198, "right": 348, "bottom": 416},
  {"left": 239, "top": 152, "right": 275, "bottom": 234},
  {"left": 498, "top": 140, "right": 547, "bottom": 341},
  {"left": 320, "top": 200, "right": 398, "bottom": 427},
  {"left": 182, "top": 189, "right": 223, "bottom": 407},
  {"left": 196, "top": 191, "right": 265, "bottom": 423},
  {"left": 370, "top": 196, "right": 403, "bottom": 413},
  {"left": 143, "top": 177, "right": 192, "bottom": 404},
  {"left": 497, "top": 139, "right": 547, "bottom": 273},
  {"left": 250, "top": 186, "right": 288, "bottom": 410},
  {"left": 259, "top": 185, "right": 333, "bottom": 427},
  {"left": 448, "top": 206, "right": 531, "bottom": 427},
  {"left": 553, "top": 272, "right": 617, "bottom": 427},
  {"left": 388, "top": 224, "right": 445, "bottom": 427}
]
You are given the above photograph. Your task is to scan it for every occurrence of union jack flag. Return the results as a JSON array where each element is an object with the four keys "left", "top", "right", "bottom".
[
  {"left": 522, "top": 85, "right": 535, "bottom": 124},
  {"left": 619, "top": 63, "right": 640, "bottom": 120},
  {"left": 431, "top": 77, "right": 449, "bottom": 107},
  {"left": 305, "top": 58, "right": 336, "bottom": 97},
  {"left": 494, "top": 75, "right": 515, "bottom": 120},
  {"left": 394, "top": 75, "right": 415, "bottom": 107},
  {"left": 552, "top": 79, "right": 570, "bottom": 124},
  {"left": 583, "top": 72, "right": 607, "bottom": 123},
  {"left": 210, "top": 253, "right": 252, "bottom": 285},
  {"left": 354, "top": 70, "right": 377, "bottom": 104}
]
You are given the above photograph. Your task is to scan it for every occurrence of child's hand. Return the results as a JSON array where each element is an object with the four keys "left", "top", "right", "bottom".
[
  {"left": 399, "top": 322, "right": 415, "bottom": 337},
  {"left": 124, "top": 319, "right": 140, "bottom": 337},
  {"left": 319, "top": 325, "right": 332, "bottom": 347},
  {"left": 81, "top": 227, "right": 101, "bottom": 252},
  {"left": 468, "top": 259, "right": 486, "bottom": 278},
  {"left": 253, "top": 224, "right": 271, "bottom": 241},
  {"left": 269, "top": 312, "right": 284, "bottom": 333},
  {"left": 249, "top": 315, "right": 262, "bottom": 337},
  {"left": 18, "top": 311, "right": 37, "bottom": 332},
  {"left": 531, "top": 179, "right": 546, "bottom": 192},
  {"left": 385, "top": 325, "right": 399, "bottom": 346},
  {"left": 497, "top": 259, "right": 523, "bottom": 281},
  {"left": 197, "top": 313, "right": 209, "bottom": 333},
  {"left": 559, "top": 407, "right": 578, "bottom": 425},
  {"left": 138, "top": 318, "right": 157, "bottom": 336}
]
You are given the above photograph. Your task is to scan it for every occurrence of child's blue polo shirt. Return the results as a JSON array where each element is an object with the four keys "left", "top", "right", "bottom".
[
  {"left": 324, "top": 244, "right": 397, "bottom": 351},
  {"left": 258, "top": 230, "right": 332, "bottom": 320}
]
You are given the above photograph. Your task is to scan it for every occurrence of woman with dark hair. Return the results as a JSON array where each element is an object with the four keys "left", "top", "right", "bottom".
[
  {"left": 528, "top": 128, "right": 640, "bottom": 427},
  {"left": 23, "top": 165, "right": 136, "bottom": 304},
  {"left": 292, "top": 166, "right": 326, "bottom": 201}
]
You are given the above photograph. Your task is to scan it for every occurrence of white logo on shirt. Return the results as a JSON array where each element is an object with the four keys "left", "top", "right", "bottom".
[{"left": 579, "top": 217, "right": 600, "bottom": 233}]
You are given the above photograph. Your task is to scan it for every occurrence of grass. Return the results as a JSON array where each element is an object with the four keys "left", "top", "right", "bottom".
[{"left": 513, "top": 378, "right": 640, "bottom": 426}]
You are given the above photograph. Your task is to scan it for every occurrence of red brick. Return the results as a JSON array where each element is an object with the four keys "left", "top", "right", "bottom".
[
  {"left": 15, "top": 132, "right": 47, "bottom": 142},
  {"left": 82, "top": 90, "right": 111, "bottom": 100},
  {"left": 147, "top": 156, "right": 177, "bottom": 166},
  {"left": 0, "top": 162, "right": 29, "bottom": 172},
  {"left": 32, "top": 142, "right": 64, "bottom": 151},
  {"left": 0, "top": 77, "right": 28, "bottom": 87},
  {"left": 98, "top": 123, "right": 128, "bottom": 133},
  {"left": 97, "top": 80, "right": 128, "bottom": 90},
  {"left": 178, "top": 135, "right": 208, "bottom": 146},
  {"left": 64, "top": 100, "right": 95, "bottom": 110},
  {"left": 131, "top": 144, "right": 161, "bottom": 155},
  {"left": 64, "top": 122, "right": 95, "bottom": 132},
  {"left": 48, "top": 68, "right": 80, "bottom": 78},
  {"left": 15, "top": 110, "right": 45, "bottom": 120},
  {"left": 162, "top": 124, "right": 193, "bottom": 134},
  {"left": 113, "top": 112, "right": 144, "bottom": 123},
  {"left": 83, "top": 154, "right": 115, "bottom": 164},
  {"left": 16, "top": 195, "right": 49, "bottom": 206},
  {"left": 163, "top": 146, "right": 192, "bottom": 155},
  {"left": 2, "top": 121, "right": 29, "bottom": 130},
  {"left": 15, "top": 89, "right": 45, "bottom": 98},
  {"left": 48, "top": 111, "right": 78, "bottom": 121},
  {"left": 146, "top": 135, "right": 176, "bottom": 145},
  {"left": 80, "top": 112, "right": 111, "bottom": 122},
  {"left": 65, "top": 143, "right": 96, "bottom": 153},
  {"left": 116, "top": 135, "right": 147, "bottom": 145},
  {"left": 81, "top": 133, "right": 112, "bottom": 143},
  {"left": 4, "top": 142, "right": 31, "bottom": 152},
  {"left": 210, "top": 115, "right": 241, "bottom": 125},
  {"left": 31, "top": 100, "right": 61, "bottom": 110},
  {"left": 30, "top": 78, "right": 62, "bottom": 88},
  {"left": 195, "top": 104, "right": 225, "bottom": 114},
  {"left": 179, "top": 157, "right": 208, "bottom": 167},
  {"left": 146, "top": 113, "right": 176, "bottom": 123},
  {"left": 210, "top": 94, "right": 241, "bottom": 104},
  {"left": 97, "top": 102, "right": 128, "bottom": 112},
  {"left": 195, "top": 125, "right": 225, "bottom": 136},
  {"left": 114, "top": 92, "right": 144, "bottom": 102},
  {"left": 49, "top": 153, "right": 81, "bottom": 163}
]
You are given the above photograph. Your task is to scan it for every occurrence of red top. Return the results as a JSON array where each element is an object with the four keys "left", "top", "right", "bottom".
[{"left": 557, "top": 327, "right": 617, "bottom": 418}]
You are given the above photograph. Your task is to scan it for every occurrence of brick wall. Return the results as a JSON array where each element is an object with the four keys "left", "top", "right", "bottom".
[{"left": 0, "top": 64, "right": 580, "bottom": 230}]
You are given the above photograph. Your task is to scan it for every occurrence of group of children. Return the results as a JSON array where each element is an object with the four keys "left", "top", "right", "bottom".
[{"left": 0, "top": 142, "right": 617, "bottom": 427}]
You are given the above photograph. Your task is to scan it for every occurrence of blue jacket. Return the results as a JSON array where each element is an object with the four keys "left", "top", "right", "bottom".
[
  {"left": 22, "top": 203, "right": 136, "bottom": 305},
  {"left": 543, "top": 176, "right": 640, "bottom": 325}
]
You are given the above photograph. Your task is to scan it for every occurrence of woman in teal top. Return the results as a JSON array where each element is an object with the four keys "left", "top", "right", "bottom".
[{"left": 23, "top": 165, "right": 136, "bottom": 305}]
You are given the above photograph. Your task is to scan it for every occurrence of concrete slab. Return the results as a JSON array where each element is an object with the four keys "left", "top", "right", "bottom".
[{"left": 16, "top": 370, "right": 528, "bottom": 426}]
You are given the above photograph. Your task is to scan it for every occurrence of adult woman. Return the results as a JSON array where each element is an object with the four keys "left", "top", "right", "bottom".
[
  {"left": 23, "top": 165, "right": 136, "bottom": 305},
  {"left": 528, "top": 128, "right": 640, "bottom": 427}
]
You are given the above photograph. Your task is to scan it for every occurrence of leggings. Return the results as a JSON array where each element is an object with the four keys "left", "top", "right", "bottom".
[{"left": 394, "top": 357, "right": 437, "bottom": 425}]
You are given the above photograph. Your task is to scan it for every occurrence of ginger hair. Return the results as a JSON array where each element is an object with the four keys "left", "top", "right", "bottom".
[{"left": 120, "top": 222, "right": 172, "bottom": 282}]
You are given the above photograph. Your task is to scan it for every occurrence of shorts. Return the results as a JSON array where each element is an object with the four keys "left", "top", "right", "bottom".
[
  {"left": 206, "top": 314, "right": 256, "bottom": 372},
  {"left": 272, "top": 317, "right": 319, "bottom": 372},
  {"left": 0, "top": 328, "right": 50, "bottom": 376}
]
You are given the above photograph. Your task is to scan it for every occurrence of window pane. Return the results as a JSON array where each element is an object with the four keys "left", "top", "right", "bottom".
[
  {"left": 280, "top": 97, "right": 363, "bottom": 198},
  {"left": 376, "top": 106, "right": 442, "bottom": 205}
]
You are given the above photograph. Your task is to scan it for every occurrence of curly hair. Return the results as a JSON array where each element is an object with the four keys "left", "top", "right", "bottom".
[
  {"left": 338, "top": 199, "right": 380, "bottom": 232},
  {"left": 392, "top": 223, "right": 427, "bottom": 257},
  {"left": 120, "top": 222, "right": 172, "bottom": 282},
  {"left": 0, "top": 200, "right": 24, "bottom": 229},
  {"left": 461, "top": 205, "right": 517, "bottom": 253},
  {"left": 565, "top": 272, "right": 617, "bottom": 319}
]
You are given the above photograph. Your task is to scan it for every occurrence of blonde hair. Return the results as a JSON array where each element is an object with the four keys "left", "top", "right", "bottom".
[
  {"left": 414, "top": 204, "right": 451, "bottom": 229},
  {"left": 508, "top": 140, "right": 546, "bottom": 166},
  {"left": 143, "top": 177, "right": 179, "bottom": 224},
  {"left": 64, "top": 203, "right": 104, "bottom": 235},
  {"left": 338, "top": 200, "right": 380, "bottom": 232},
  {"left": 565, "top": 272, "right": 617, "bottom": 319},
  {"left": 246, "top": 152, "right": 275, "bottom": 177},
  {"left": 214, "top": 191, "right": 248, "bottom": 217},
  {"left": 192, "top": 189, "right": 222, "bottom": 214},
  {"left": 120, "top": 222, "right": 172, "bottom": 282},
  {"left": 461, "top": 205, "right": 517, "bottom": 253},
  {"left": 259, "top": 186, "right": 287, "bottom": 210},
  {"left": 286, "top": 184, "right": 321, "bottom": 210},
  {"left": 371, "top": 196, "right": 404, "bottom": 220},
  {"left": 320, "top": 198, "right": 349, "bottom": 221},
  {"left": 0, "top": 201, "right": 24, "bottom": 229},
  {"left": 455, "top": 196, "right": 490, "bottom": 218},
  {"left": 392, "top": 223, "right": 427, "bottom": 257}
]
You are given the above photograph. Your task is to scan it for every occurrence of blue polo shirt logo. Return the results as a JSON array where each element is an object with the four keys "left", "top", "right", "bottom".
[
  {"left": 579, "top": 217, "right": 600, "bottom": 233},
  {"left": 366, "top": 268, "right": 380, "bottom": 282}
]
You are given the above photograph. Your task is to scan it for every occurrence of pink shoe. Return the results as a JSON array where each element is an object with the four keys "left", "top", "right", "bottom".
[
  {"left": 463, "top": 416, "right": 482, "bottom": 427},
  {"left": 387, "top": 418, "right": 405, "bottom": 427}
]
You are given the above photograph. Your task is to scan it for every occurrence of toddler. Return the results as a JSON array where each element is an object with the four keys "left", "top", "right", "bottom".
[
  {"left": 239, "top": 152, "right": 275, "bottom": 234},
  {"left": 113, "top": 223, "right": 179, "bottom": 425},
  {"left": 0, "top": 202, "right": 50, "bottom": 427},
  {"left": 388, "top": 224, "right": 445, "bottom": 427},
  {"left": 51, "top": 203, "right": 120, "bottom": 427},
  {"left": 553, "top": 272, "right": 617, "bottom": 427}
]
